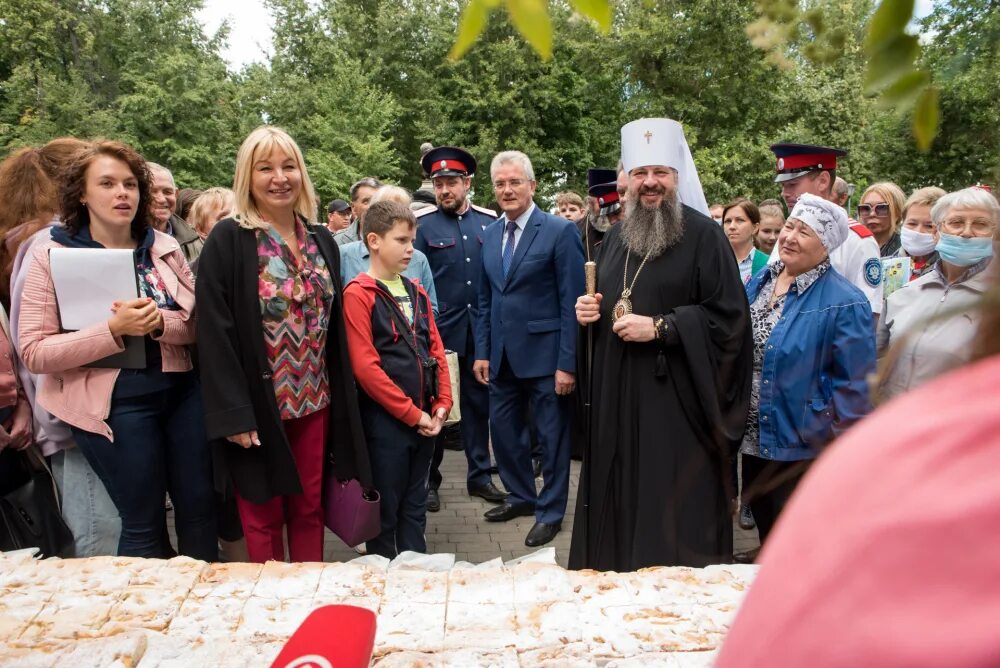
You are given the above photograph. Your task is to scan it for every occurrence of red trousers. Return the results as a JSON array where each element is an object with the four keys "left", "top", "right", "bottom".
[{"left": 235, "top": 407, "right": 328, "bottom": 563}]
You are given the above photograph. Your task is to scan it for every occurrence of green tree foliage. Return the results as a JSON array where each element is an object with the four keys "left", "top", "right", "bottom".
[
  {"left": 867, "top": 0, "right": 1000, "bottom": 191},
  {"left": 0, "top": 0, "right": 994, "bottom": 206},
  {"left": 260, "top": 0, "right": 402, "bottom": 201},
  {"left": 0, "top": 0, "right": 246, "bottom": 188}
]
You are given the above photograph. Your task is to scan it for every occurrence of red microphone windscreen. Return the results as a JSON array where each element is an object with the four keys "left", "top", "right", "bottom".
[{"left": 270, "top": 604, "right": 376, "bottom": 668}]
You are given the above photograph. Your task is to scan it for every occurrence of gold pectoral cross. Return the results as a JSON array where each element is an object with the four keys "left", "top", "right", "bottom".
[{"left": 644, "top": 131, "right": 653, "bottom": 144}]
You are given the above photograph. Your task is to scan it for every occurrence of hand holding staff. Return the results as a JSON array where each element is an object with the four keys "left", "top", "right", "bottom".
[{"left": 576, "top": 261, "right": 602, "bottom": 326}]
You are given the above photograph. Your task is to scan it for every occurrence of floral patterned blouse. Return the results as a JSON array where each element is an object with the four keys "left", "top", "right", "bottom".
[
  {"left": 136, "top": 256, "right": 180, "bottom": 311},
  {"left": 256, "top": 220, "right": 334, "bottom": 420},
  {"left": 741, "top": 259, "right": 831, "bottom": 457}
]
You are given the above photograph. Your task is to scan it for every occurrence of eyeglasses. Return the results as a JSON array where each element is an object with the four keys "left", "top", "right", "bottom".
[
  {"left": 857, "top": 203, "right": 890, "bottom": 217},
  {"left": 492, "top": 179, "right": 527, "bottom": 191},
  {"left": 942, "top": 216, "right": 995, "bottom": 236}
]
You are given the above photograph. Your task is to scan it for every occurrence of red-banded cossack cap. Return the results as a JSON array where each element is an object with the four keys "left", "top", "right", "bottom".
[
  {"left": 770, "top": 143, "right": 848, "bottom": 183},
  {"left": 422, "top": 146, "right": 477, "bottom": 179},
  {"left": 589, "top": 181, "right": 621, "bottom": 215}
]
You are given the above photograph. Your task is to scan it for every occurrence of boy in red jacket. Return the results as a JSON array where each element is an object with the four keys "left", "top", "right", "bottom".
[{"left": 342, "top": 200, "right": 452, "bottom": 558}]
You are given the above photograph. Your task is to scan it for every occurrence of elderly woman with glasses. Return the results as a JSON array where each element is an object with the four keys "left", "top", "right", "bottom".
[
  {"left": 858, "top": 182, "right": 907, "bottom": 257},
  {"left": 876, "top": 187, "right": 997, "bottom": 401},
  {"left": 741, "top": 194, "right": 876, "bottom": 545}
]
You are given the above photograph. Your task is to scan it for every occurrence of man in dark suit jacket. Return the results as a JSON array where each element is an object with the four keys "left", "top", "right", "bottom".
[{"left": 473, "top": 150, "right": 586, "bottom": 547}]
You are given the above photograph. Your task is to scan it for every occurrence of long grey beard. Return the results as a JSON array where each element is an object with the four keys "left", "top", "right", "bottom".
[
  {"left": 620, "top": 195, "right": 685, "bottom": 258},
  {"left": 585, "top": 211, "right": 611, "bottom": 233}
]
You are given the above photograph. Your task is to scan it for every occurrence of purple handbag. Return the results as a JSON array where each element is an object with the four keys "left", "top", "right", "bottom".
[{"left": 323, "top": 474, "right": 381, "bottom": 548}]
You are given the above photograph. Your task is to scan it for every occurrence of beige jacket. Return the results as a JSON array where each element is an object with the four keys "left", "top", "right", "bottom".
[{"left": 877, "top": 261, "right": 993, "bottom": 400}]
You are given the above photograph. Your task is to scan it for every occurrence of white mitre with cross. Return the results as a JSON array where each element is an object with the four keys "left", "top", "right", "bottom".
[{"left": 620, "top": 118, "right": 710, "bottom": 217}]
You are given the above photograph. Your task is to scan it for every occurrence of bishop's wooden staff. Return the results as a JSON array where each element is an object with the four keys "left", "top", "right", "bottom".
[{"left": 582, "top": 260, "right": 597, "bottom": 529}]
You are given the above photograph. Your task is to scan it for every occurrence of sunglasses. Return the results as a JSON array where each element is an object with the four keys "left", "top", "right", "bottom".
[{"left": 857, "top": 203, "right": 890, "bottom": 217}]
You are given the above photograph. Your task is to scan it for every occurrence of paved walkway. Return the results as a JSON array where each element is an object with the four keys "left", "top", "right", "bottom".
[
  {"left": 321, "top": 449, "right": 760, "bottom": 566},
  {"left": 170, "top": 449, "right": 759, "bottom": 566}
]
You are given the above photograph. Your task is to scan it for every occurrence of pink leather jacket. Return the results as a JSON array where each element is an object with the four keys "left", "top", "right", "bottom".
[{"left": 18, "top": 231, "right": 196, "bottom": 441}]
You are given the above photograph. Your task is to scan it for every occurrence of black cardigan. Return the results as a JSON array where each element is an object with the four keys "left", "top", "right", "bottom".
[{"left": 195, "top": 218, "right": 372, "bottom": 503}]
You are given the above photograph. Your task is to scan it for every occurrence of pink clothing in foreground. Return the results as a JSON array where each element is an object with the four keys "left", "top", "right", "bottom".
[
  {"left": 717, "top": 353, "right": 1000, "bottom": 667},
  {"left": 18, "top": 231, "right": 195, "bottom": 441}
]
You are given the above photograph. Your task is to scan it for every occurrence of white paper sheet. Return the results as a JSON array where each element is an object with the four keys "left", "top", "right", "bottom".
[{"left": 49, "top": 248, "right": 138, "bottom": 330}]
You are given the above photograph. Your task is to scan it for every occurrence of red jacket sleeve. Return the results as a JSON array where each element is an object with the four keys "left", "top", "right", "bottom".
[
  {"left": 342, "top": 284, "right": 424, "bottom": 427},
  {"left": 421, "top": 287, "right": 453, "bottom": 417}
]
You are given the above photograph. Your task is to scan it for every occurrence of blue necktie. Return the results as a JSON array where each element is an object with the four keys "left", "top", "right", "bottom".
[{"left": 502, "top": 219, "right": 517, "bottom": 279}]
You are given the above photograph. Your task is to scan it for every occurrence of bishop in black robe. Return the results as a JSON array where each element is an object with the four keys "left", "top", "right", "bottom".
[{"left": 568, "top": 205, "right": 752, "bottom": 571}]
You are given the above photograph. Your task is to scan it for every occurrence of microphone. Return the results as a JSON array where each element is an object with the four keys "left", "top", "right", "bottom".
[{"left": 269, "top": 605, "right": 376, "bottom": 668}]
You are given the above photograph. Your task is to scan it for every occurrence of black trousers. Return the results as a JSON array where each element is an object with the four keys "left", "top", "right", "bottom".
[{"left": 741, "top": 455, "right": 811, "bottom": 545}]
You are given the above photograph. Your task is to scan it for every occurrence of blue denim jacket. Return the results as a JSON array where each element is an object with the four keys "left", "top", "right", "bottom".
[
  {"left": 338, "top": 240, "right": 438, "bottom": 317},
  {"left": 745, "top": 264, "right": 876, "bottom": 461}
]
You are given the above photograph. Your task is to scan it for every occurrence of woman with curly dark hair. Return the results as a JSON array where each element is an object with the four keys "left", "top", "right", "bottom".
[{"left": 17, "top": 140, "right": 216, "bottom": 560}]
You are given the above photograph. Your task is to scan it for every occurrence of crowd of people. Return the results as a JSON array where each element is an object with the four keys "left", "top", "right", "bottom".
[{"left": 0, "top": 116, "right": 995, "bottom": 578}]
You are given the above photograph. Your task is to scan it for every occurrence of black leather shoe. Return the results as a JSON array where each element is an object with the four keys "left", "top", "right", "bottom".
[
  {"left": 733, "top": 547, "right": 760, "bottom": 564},
  {"left": 468, "top": 481, "right": 506, "bottom": 503},
  {"left": 484, "top": 502, "right": 534, "bottom": 522},
  {"left": 525, "top": 521, "right": 561, "bottom": 547},
  {"left": 426, "top": 489, "right": 441, "bottom": 512}
]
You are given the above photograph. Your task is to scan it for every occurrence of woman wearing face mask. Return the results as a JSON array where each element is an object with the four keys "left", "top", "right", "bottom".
[
  {"left": 876, "top": 187, "right": 998, "bottom": 401},
  {"left": 894, "top": 186, "right": 946, "bottom": 280},
  {"left": 858, "top": 182, "right": 906, "bottom": 257}
]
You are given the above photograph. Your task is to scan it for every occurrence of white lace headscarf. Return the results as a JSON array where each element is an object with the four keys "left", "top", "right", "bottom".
[{"left": 789, "top": 193, "right": 849, "bottom": 252}]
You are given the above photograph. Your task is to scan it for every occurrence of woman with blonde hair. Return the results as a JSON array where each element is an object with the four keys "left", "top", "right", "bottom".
[
  {"left": 858, "top": 182, "right": 906, "bottom": 257},
  {"left": 186, "top": 187, "right": 235, "bottom": 241},
  {"left": 755, "top": 201, "right": 785, "bottom": 255},
  {"left": 894, "top": 186, "right": 947, "bottom": 280},
  {"left": 196, "top": 126, "right": 371, "bottom": 563}
]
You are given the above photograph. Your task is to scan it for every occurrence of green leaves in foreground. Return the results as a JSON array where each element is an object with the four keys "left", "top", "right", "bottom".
[
  {"left": 449, "top": 0, "right": 611, "bottom": 60},
  {"left": 862, "top": 0, "right": 938, "bottom": 150}
]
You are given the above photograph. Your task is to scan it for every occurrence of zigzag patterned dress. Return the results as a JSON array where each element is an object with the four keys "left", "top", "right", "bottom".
[{"left": 256, "top": 223, "right": 334, "bottom": 420}]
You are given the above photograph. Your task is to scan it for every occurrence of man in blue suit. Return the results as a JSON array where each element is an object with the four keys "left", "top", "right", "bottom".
[{"left": 473, "top": 150, "right": 585, "bottom": 547}]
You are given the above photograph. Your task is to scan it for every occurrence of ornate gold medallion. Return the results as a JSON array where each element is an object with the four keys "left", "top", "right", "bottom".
[
  {"left": 614, "top": 249, "right": 651, "bottom": 325},
  {"left": 612, "top": 290, "right": 633, "bottom": 322}
]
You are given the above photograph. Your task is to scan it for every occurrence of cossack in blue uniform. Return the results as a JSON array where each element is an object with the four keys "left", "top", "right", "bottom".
[
  {"left": 415, "top": 202, "right": 498, "bottom": 354},
  {"left": 414, "top": 145, "right": 502, "bottom": 499}
]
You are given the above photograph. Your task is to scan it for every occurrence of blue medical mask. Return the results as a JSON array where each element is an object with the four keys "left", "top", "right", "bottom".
[{"left": 935, "top": 233, "right": 994, "bottom": 267}]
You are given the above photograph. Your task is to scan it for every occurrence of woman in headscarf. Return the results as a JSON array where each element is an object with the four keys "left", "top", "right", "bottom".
[{"left": 741, "top": 193, "right": 876, "bottom": 545}]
